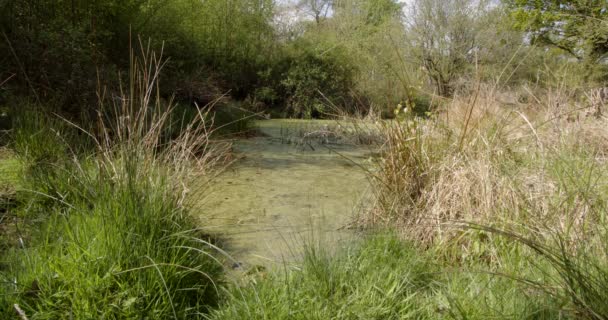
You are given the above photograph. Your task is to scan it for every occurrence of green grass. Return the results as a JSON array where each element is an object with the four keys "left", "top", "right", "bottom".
[
  {"left": 0, "top": 148, "right": 20, "bottom": 187},
  {"left": 0, "top": 51, "right": 229, "bottom": 317},
  {"left": 0, "top": 132, "right": 225, "bottom": 319},
  {"left": 210, "top": 233, "right": 563, "bottom": 320},
  {"left": 0, "top": 147, "right": 21, "bottom": 253}
]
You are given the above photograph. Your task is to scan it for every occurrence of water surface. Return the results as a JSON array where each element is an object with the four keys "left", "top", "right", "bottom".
[{"left": 199, "top": 120, "right": 372, "bottom": 268}]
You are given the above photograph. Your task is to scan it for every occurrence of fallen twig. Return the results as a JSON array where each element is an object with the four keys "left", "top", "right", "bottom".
[{"left": 14, "top": 304, "right": 29, "bottom": 320}]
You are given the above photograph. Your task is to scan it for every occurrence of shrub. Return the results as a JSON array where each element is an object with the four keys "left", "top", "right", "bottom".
[{"left": 281, "top": 45, "right": 356, "bottom": 118}]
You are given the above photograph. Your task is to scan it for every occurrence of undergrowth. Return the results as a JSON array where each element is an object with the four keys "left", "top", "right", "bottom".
[
  {"left": 0, "top": 43, "right": 230, "bottom": 319},
  {"left": 364, "top": 85, "right": 608, "bottom": 319}
]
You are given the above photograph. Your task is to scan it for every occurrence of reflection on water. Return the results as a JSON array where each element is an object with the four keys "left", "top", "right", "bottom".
[{"left": 198, "top": 120, "right": 373, "bottom": 268}]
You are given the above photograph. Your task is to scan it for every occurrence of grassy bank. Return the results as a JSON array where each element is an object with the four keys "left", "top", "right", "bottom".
[
  {"left": 0, "top": 51, "right": 231, "bottom": 319},
  {"left": 369, "top": 88, "right": 608, "bottom": 244},
  {"left": 211, "top": 233, "right": 563, "bottom": 319},
  {"left": 1, "top": 155, "right": 223, "bottom": 318}
]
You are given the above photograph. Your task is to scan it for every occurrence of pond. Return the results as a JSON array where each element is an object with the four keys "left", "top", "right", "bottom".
[{"left": 198, "top": 119, "right": 375, "bottom": 269}]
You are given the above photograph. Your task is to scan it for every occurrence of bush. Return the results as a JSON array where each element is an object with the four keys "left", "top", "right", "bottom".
[{"left": 281, "top": 45, "right": 356, "bottom": 118}]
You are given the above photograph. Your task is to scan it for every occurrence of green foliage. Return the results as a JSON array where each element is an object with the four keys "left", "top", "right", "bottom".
[
  {"left": 0, "top": 0, "right": 277, "bottom": 111},
  {"left": 0, "top": 150, "right": 18, "bottom": 187},
  {"left": 335, "top": 0, "right": 403, "bottom": 26},
  {"left": 407, "top": 0, "right": 491, "bottom": 97},
  {"left": 4, "top": 0, "right": 604, "bottom": 122},
  {"left": 10, "top": 104, "right": 86, "bottom": 166},
  {"left": 283, "top": 0, "right": 410, "bottom": 116},
  {"left": 507, "top": 0, "right": 608, "bottom": 81},
  {"left": 182, "top": 0, "right": 277, "bottom": 97},
  {"left": 281, "top": 44, "right": 356, "bottom": 118}
]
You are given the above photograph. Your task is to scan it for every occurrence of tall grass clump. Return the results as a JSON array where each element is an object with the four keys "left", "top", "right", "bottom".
[
  {"left": 0, "top": 41, "right": 231, "bottom": 318},
  {"left": 472, "top": 147, "right": 608, "bottom": 319},
  {"left": 368, "top": 86, "right": 606, "bottom": 242},
  {"left": 366, "top": 83, "right": 608, "bottom": 317}
]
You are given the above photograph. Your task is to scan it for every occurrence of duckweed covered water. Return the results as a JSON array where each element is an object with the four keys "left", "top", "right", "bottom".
[{"left": 199, "top": 120, "right": 373, "bottom": 268}]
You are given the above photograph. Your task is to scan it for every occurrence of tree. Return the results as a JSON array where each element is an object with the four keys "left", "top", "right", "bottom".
[
  {"left": 333, "top": 0, "right": 402, "bottom": 26},
  {"left": 293, "top": 0, "right": 408, "bottom": 112},
  {"left": 508, "top": 0, "right": 608, "bottom": 79},
  {"left": 297, "top": 0, "right": 333, "bottom": 24},
  {"left": 406, "top": 0, "right": 490, "bottom": 97}
]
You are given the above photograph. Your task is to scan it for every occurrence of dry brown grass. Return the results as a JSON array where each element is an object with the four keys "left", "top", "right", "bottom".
[{"left": 366, "top": 85, "right": 608, "bottom": 245}]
